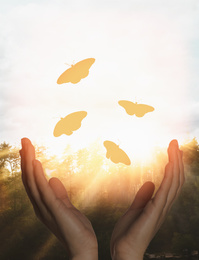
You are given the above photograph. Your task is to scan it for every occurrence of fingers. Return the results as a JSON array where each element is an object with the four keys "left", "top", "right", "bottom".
[
  {"left": 33, "top": 160, "right": 73, "bottom": 222},
  {"left": 153, "top": 140, "right": 184, "bottom": 235},
  {"left": 20, "top": 138, "right": 72, "bottom": 215},
  {"left": 20, "top": 138, "right": 41, "bottom": 217},
  {"left": 21, "top": 138, "right": 35, "bottom": 187},
  {"left": 166, "top": 140, "right": 181, "bottom": 205},
  {"left": 33, "top": 160, "right": 89, "bottom": 237},
  {"left": 168, "top": 139, "right": 178, "bottom": 162},
  {"left": 20, "top": 138, "right": 52, "bottom": 221},
  {"left": 33, "top": 160, "right": 58, "bottom": 209},
  {"left": 20, "top": 138, "right": 80, "bottom": 246},
  {"left": 177, "top": 150, "right": 184, "bottom": 196},
  {"left": 130, "top": 182, "right": 155, "bottom": 210},
  {"left": 31, "top": 157, "right": 68, "bottom": 243},
  {"left": 151, "top": 162, "right": 173, "bottom": 236},
  {"left": 49, "top": 177, "right": 74, "bottom": 208},
  {"left": 151, "top": 140, "right": 180, "bottom": 217},
  {"left": 165, "top": 145, "right": 184, "bottom": 210},
  {"left": 152, "top": 162, "right": 173, "bottom": 211}
]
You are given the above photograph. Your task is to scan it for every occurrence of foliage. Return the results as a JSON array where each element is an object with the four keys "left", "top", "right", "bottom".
[{"left": 0, "top": 138, "right": 199, "bottom": 259}]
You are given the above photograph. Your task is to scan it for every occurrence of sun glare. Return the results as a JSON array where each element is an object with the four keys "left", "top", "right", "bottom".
[
  {"left": 44, "top": 139, "right": 70, "bottom": 159},
  {"left": 44, "top": 127, "right": 159, "bottom": 166}
]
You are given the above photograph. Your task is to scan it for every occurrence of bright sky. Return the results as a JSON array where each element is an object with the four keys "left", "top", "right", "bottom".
[{"left": 0, "top": 0, "right": 199, "bottom": 161}]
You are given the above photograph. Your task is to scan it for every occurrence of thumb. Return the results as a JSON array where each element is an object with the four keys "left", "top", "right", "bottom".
[{"left": 130, "top": 181, "right": 155, "bottom": 210}]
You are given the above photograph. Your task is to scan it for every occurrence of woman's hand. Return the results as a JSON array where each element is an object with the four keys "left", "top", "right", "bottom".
[
  {"left": 20, "top": 138, "right": 98, "bottom": 260},
  {"left": 110, "top": 139, "right": 184, "bottom": 260}
]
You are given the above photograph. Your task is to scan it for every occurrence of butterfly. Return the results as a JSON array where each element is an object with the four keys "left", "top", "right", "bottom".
[
  {"left": 118, "top": 100, "right": 155, "bottom": 117},
  {"left": 57, "top": 58, "right": 95, "bottom": 84},
  {"left": 53, "top": 111, "right": 87, "bottom": 137},
  {"left": 103, "top": 141, "right": 131, "bottom": 165}
]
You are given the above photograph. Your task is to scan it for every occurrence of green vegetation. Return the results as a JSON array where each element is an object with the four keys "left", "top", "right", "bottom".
[{"left": 0, "top": 139, "right": 199, "bottom": 259}]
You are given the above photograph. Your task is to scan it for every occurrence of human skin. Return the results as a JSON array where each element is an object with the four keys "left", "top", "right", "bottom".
[
  {"left": 110, "top": 139, "right": 184, "bottom": 260},
  {"left": 20, "top": 138, "right": 98, "bottom": 260},
  {"left": 20, "top": 138, "right": 184, "bottom": 260}
]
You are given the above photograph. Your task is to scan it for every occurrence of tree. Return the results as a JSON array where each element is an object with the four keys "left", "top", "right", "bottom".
[{"left": 0, "top": 142, "right": 12, "bottom": 170}]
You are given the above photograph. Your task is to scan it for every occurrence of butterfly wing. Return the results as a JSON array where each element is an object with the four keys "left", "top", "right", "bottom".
[
  {"left": 74, "top": 58, "right": 95, "bottom": 72},
  {"left": 118, "top": 100, "right": 137, "bottom": 115},
  {"left": 117, "top": 147, "right": 131, "bottom": 165},
  {"left": 57, "top": 58, "right": 95, "bottom": 84},
  {"left": 53, "top": 111, "right": 87, "bottom": 137},
  {"left": 104, "top": 141, "right": 116, "bottom": 160},
  {"left": 53, "top": 118, "right": 66, "bottom": 137},
  {"left": 104, "top": 141, "right": 131, "bottom": 166},
  {"left": 70, "top": 58, "right": 95, "bottom": 83},
  {"left": 57, "top": 67, "right": 74, "bottom": 84},
  {"left": 135, "top": 104, "right": 155, "bottom": 117},
  {"left": 119, "top": 100, "right": 154, "bottom": 117}
]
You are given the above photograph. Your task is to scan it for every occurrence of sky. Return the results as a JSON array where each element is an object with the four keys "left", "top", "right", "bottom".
[{"left": 0, "top": 0, "right": 199, "bottom": 161}]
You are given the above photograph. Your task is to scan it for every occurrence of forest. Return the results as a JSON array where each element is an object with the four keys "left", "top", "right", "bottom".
[{"left": 0, "top": 138, "right": 199, "bottom": 260}]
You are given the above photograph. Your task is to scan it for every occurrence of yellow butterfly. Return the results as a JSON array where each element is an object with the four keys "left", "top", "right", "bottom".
[
  {"left": 57, "top": 58, "right": 95, "bottom": 84},
  {"left": 53, "top": 111, "right": 87, "bottom": 137},
  {"left": 118, "top": 100, "right": 155, "bottom": 117},
  {"left": 103, "top": 141, "right": 131, "bottom": 166}
]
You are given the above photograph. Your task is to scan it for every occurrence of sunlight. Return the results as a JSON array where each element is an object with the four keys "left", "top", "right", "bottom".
[
  {"left": 77, "top": 167, "right": 106, "bottom": 207},
  {"left": 17, "top": 5, "right": 189, "bottom": 170},
  {"left": 96, "top": 118, "right": 166, "bottom": 165},
  {"left": 0, "top": 149, "right": 10, "bottom": 157},
  {"left": 0, "top": 1, "right": 198, "bottom": 259},
  {"left": 1, "top": 5, "right": 191, "bottom": 154},
  {"left": 45, "top": 168, "right": 56, "bottom": 178},
  {"left": 40, "top": 137, "right": 71, "bottom": 159},
  {"left": 44, "top": 123, "right": 164, "bottom": 166}
]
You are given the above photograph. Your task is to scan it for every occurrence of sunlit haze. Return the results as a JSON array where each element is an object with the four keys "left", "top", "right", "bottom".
[{"left": 0, "top": 0, "right": 198, "bottom": 163}]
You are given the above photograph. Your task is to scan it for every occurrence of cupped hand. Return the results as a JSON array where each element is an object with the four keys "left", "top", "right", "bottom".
[
  {"left": 20, "top": 138, "right": 98, "bottom": 260},
  {"left": 110, "top": 140, "right": 184, "bottom": 260}
]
